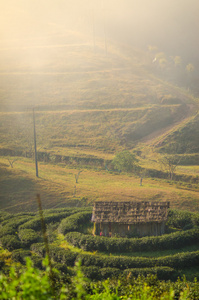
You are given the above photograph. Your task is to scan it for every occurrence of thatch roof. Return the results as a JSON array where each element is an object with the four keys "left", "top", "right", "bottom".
[{"left": 91, "top": 201, "right": 170, "bottom": 224}]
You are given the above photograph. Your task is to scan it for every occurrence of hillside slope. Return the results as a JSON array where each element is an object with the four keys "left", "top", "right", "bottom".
[{"left": 0, "top": 31, "right": 198, "bottom": 158}]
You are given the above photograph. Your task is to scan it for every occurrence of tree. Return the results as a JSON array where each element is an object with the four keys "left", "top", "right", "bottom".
[
  {"left": 186, "top": 63, "right": 194, "bottom": 73},
  {"left": 173, "top": 56, "right": 182, "bottom": 67},
  {"left": 159, "top": 143, "right": 193, "bottom": 180},
  {"left": 112, "top": 150, "right": 139, "bottom": 173},
  {"left": 75, "top": 170, "right": 82, "bottom": 183},
  {"left": 7, "top": 158, "right": 18, "bottom": 168},
  {"left": 159, "top": 154, "right": 180, "bottom": 180}
]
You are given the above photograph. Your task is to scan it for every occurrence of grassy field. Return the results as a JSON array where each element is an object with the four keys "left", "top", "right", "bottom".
[{"left": 0, "top": 156, "right": 198, "bottom": 213}]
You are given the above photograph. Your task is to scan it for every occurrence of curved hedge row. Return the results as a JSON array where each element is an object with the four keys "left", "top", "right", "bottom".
[
  {"left": 30, "top": 244, "right": 177, "bottom": 280},
  {"left": 30, "top": 243, "right": 199, "bottom": 273},
  {"left": 58, "top": 211, "right": 92, "bottom": 235},
  {"left": 65, "top": 228, "right": 199, "bottom": 253},
  {"left": 19, "top": 208, "right": 88, "bottom": 231},
  {"left": 30, "top": 243, "right": 78, "bottom": 266},
  {"left": 82, "top": 266, "right": 177, "bottom": 281},
  {"left": 0, "top": 217, "right": 33, "bottom": 238},
  {"left": 77, "top": 251, "right": 199, "bottom": 270}
]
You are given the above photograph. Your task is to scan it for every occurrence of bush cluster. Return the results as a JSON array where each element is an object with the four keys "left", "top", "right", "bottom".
[
  {"left": 81, "top": 266, "right": 176, "bottom": 281},
  {"left": 58, "top": 211, "right": 92, "bottom": 235},
  {"left": 30, "top": 243, "right": 78, "bottom": 266},
  {"left": 30, "top": 243, "right": 199, "bottom": 280},
  {"left": 76, "top": 251, "right": 199, "bottom": 270},
  {"left": 11, "top": 249, "right": 32, "bottom": 264},
  {"left": 19, "top": 208, "right": 89, "bottom": 231},
  {"left": 65, "top": 228, "right": 199, "bottom": 252},
  {"left": 0, "top": 216, "right": 32, "bottom": 238},
  {"left": 0, "top": 235, "right": 22, "bottom": 251},
  {"left": 18, "top": 229, "right": 40, "bottom": 247},
  {"left": 167, "top": 209, "right": 199, "bottom": 229}
]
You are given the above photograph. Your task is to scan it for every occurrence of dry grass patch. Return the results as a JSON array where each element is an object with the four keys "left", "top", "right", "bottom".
[{"left": 0, "top": 156, "right": 199, "bottom": 213}]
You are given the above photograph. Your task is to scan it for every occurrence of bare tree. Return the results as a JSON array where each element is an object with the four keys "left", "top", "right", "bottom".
[
  {"left": 7, "top": 158, "right": 18, "bottom": 168},
  {"left": 159, "top": 154, "right": 180, "bottom": 180},
  {"left": 159, "top": 143, "right": 193, "bottom": 180},
  {"left": 75, "top": 170, "right": 82, "bottom": 184}
]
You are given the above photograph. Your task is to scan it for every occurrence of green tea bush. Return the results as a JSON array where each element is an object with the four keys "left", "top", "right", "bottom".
[
  {"left": 123, "top": 266, "right": 177, "bottom": 281},
  {"left": 19, "top": 209, "right": 88, "bottom": 231},
  {"left": 65, "top": 228, "right": 199, "bottom": 253},
  {"left": 18, "top": 229, "right": 40, "bottom": 247},
  {"left": 49, "top": 246, "right": 78, "bottom": 267},
  {"left": 53, "top": 262, "right": 68, "bottom": 275},
  {"left": 0, "top": 217, "right": 32, "bottom": 238},
  {"left": 30, "top": 241, "right": 199, "bottom": 274},
  {"left": 30, "top": 244, "right": 78, "bottom": 267},
  {"left": 0, "top": 260, "right": 5, "bottom": 270},
  {"left": 0, "top": 256, "right": 199, "bottom": 299},
  {"left": 11, "top": 249, "right": 32, "bottom": 264},
  {"left": 0, "top": 211, "right": 12, "bottom": 223},
  {"left": 30, "top": 243, "right": 46, "bottom": 257},
  {"left": 0, "top": 235, "right": 22, "bottom": 251},
  {"left": 0, "top": 225, "right": 16, "bottom": 238},
  {"left": 58, "top": 212, "right": 92, "bottom": 235},
  {"left": 77, "top": 250, "right": 199, "bottom": 271},
  {"left": 30, "top": 256, "right": 43, "bottom": 270},
  {"left": 167, "top": 209, "right": 197, "bottom": 229},
  {"left": 1, "top": 216, "right": 34, "bottom": 227}
]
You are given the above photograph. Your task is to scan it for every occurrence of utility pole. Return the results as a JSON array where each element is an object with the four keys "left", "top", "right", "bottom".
[
  {"left": 33, "top": 108, "right": 39, "bottom": 177},
  {"left": 102, "top": 0, "right": 107, "bottom": 55},
  {"left": 92, "top": 7, "right": 96, "bottom": 52}
]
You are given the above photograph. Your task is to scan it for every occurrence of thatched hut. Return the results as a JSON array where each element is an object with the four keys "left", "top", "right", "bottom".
[{"left": 91, "top": 201, "right": 170, "bottom": 237}]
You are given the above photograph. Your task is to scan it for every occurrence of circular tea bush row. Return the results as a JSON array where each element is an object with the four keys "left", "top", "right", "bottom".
[
  {"left": 19, "top": 208, "right": 91, "bottom": 231},
  {"left": 30, "top": 243, "right": 199, "bottom": 279},
  {"left": 82, "top": 266, "right": 177, "bottom": 281},
  {"left": 65, "top": 228, "right": 199, "bottom": 253}
]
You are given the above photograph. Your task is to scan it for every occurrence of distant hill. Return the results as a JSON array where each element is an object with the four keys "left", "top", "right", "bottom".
[{"left": 0, "top": 31, "right": 198, "bottom": 159}]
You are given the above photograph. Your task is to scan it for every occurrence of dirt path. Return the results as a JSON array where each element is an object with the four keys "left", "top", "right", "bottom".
[{"left": 140, "top": 104, "right": 197, "bottom": 147}]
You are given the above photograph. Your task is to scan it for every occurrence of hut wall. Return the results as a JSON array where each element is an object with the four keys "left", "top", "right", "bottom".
[
  {"left": 95, "top": 221, "right": 166, "bottom": 237},
  {"left": 130, "top": 222, "right": 166, "bottom": 237}
]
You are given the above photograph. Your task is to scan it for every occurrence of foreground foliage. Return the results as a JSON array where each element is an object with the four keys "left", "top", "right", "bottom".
[{"left": 1, "top": 258, "right": 199, "bottom": 299}]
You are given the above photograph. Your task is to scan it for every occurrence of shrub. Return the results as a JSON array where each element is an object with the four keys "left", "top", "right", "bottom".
[
  {"left": 1, "top": 216, "right": 34, "bottom": 228},
  {"left": 58, "top": 212, "right": 92, "bottom": 235},
  {"left": 123, "top": 266, "right": 177, "bottom": 281},
  {"left": 1, "top": 235, "right": 22, "bottom": 251},
  {"left": 0, "top": 225, "right": 16, "bottom": 238},
  {"left": 11, "top": 249, "right": 32, "bottom": 264},
  {"left": 52, "top": 263, "right": 68, "bottom": 275},
  {"left": 30, "top": 243, "right": 46, "bottom": 257},
  {"left": 30, "top": 244, "right": 78, "bottom": 267},
  {"left": 18, "top": 229, "right": 40, "bottom": 247},
  {"left": 0, "top": 216, "right": 32, "bottom": 238},
  {"left": 19, "top": 209, "right": 89, "bottom": 231},
  {"left": 0, "top": 260, "right": 5, "bottom": 270},
  {"left": 112, "top": 150, "right": 139, "bottom": 173},
  {"left": 65, "top": 228, "right": 199, "bottom": 253},
  {"left": 76, "top": 250, "right": 199, "bottom": 271},
  {"left": 167, "top": 209, "right": 194, "bottom": 229}
]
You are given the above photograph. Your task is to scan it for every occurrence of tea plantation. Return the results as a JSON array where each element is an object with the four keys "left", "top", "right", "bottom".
[{"left": 1, "top": 207, "right": 199, "bottom": 284}]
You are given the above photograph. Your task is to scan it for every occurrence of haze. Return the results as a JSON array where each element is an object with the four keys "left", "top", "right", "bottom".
[{"left": 1, "top": 0, "right": 199, "bottom": 63}]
